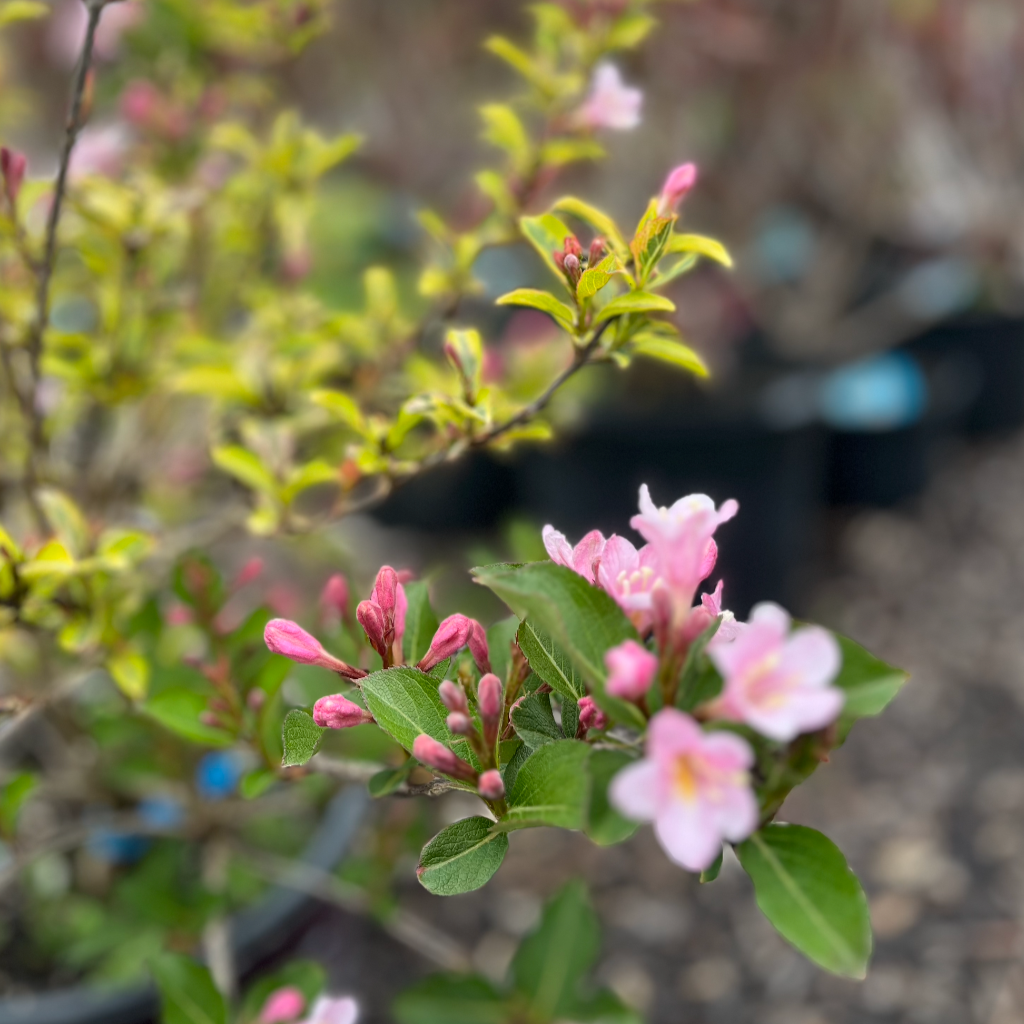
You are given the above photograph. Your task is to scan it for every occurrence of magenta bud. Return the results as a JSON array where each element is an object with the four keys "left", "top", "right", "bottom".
[
  {"left": 264, "top": 618, "right": 366, "bottom": 680},
  {"left": 199, "top": 711, "right": 220, "bottom": 726},
  {"left": 372, "top": 565, "right": 399, "bottom": 617},
  {"left": 563, "top": 252, "right": 582, "bottom": 285},
  {"left": 657, "top": 161, "right": 698, "bottom": 217},
  {"left": 246, "top": 689, "right": 266, "bottom": 711},
  {"left": 477, "top": 674, "right": 502, "bottom": 722},
  {"left": 578, "top": 695, "right": 608, "bottom": 734},
  {"left": 477, "top": 769, "right": 505, "bottom": 801},
  {"left": 320, "top": 573, "right": 350, "bottom": 621},
  {"left": 259, "top": 986, "right": 306, "bottom": 1024},
  {"left": 412, "top": 734, "right": 476, "bottom": 781},
  {"left": 439, "top": 680, "right": 468, "bottom": 714},
  {"left": 588, "top": 237, "right": 606, "bottom": 265},
  {"left": 313, "top": 693, "right": 374, "bottom": 729},
  {"left": 1, "top": 146, "right": 27, "bottom": 206},
  {"left": 417, "top": 614, "right": 470, "bottom": 672},
  {"left": 233, "top": 556, "right": 263, "bottom": 590},
  {"left": 446, "top": 711, "right": 473, "bottom": 735},
  {"left": 357, "top": 599, "right": 387, "bottom": 658},
  {"left": 468, "top": 621, "right": 491, "bottom": 674}
]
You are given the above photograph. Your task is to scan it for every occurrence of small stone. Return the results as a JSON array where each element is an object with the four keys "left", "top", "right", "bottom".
[
  {"left": 871, "top": 891, "right": 922, "bottom": 939},
  {"left": 679, "top": 957, "right": 740, "bottom": 1003}
]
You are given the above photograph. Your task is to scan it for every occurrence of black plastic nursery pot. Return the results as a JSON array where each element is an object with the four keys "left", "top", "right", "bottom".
[
  {"left": 824, "top": 422, "right": 935, "bottom": 508},
  {"left": 0, "top": 787, "right": 368, "bottom": 1024}
]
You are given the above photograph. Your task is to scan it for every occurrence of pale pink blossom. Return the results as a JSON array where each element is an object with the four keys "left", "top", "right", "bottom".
[
  {"left": 69, "top": 124, "right": 129, "bottom": 181},
  {"left": 298, "top": 996, "right": 359, "bottom": 1024},
  {"left": 542, "top": 525, "right": 606, "bottom": 584},
  {"left": 701, "top": 580, "right": 745, "bottom": 647},
  {"left": 605, "top": 639, "right": 658, "bottom": 702},
  {"left": 610, "top": 708, "right": 758, "bottom": 871},
  {"left": 576, "top": 63, "right": 643, "bottom": 131},
  {"left": 706, "top": 603, "right": 843, "bottom": 742},
  {"left": 260, "top": 986, "right": 305, "bottom": 1024},
  {"left": 656, "top": 162, "right": 698, "bottom": 217},
  {"left": 438, "top": 680, "right": 468, "bottom": 714},
  {"left": 596, "top": 534, "right": 660, "bottom": 626}
]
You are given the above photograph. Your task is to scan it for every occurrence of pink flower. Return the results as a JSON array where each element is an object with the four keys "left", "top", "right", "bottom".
[
  {"left": 260, "top": 986, "right": 306, "bottom": 1023},
  {"left": 596, "top": 535, "right": 660, "bottom": 626},
  {"left": 312, "top": 693, "right": 374, "bottom": 729},
  {"left": 320, "top": 574, "right": 350, "bottom": 624},
  {"left": 701, "top": 580, "right": 745, "bottom": 647},
  {"left": 264, "top": 619, "right": 366, "bottom": 680},
  {"left": 298, "top": 996, "right": 359, "bottom": 1024},
  {"left": 656, "top": 162, "right": 699, "bottom": 217},
  {"left": 706, "top": 603, "right": 843, "bottom": 742},
  {"left": 610, "top": 708, "right": 758, "bottom": 871},
  {"left": 478, "top": 769, "right": 505, "bottom": 801},
  {"left": 630, "top": 486, "right": 737, "bottom": 612},
  {"left": 576, "top": 63, "right": 643, "bottom": 131},
  {"left": 356, "top": 566, "right": 407, "bottom": 666},
  {"left": 1, "top": 147, "right": 27, "bottom": 206},
  {"left": 412, "top": 734, "right": 476, "bottom": 782},
  {"left": 542, "top": 525, "right": 607, "bottom": 585},
  {"left": 578, "top": 695, "right": 608, "bottom": 733},
  {"left": 605, "top": 640, "right": 658, "bottom": 702},
  {"left": 417, "top": 614, "right": 490, "bottom": 674},
  {"left": 232, "top": 556, "right": 263, "bottom": 590},
  {"left": 69, "top": 124, "right": 130, "bottom": 181}
]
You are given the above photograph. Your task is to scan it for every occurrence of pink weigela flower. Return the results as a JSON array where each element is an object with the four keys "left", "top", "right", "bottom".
[
  {"left": 260, "top": 986, "right": 306, "bottom": 1024},
  {"left": 298, "top": 996, "right": 359, "bottom": 1024},
  {"left": 706, "top": 603, "right": 843, "bottom": 742},
  {"left": 542, "top": 525, "right": 606, "bottom": 584},
  {"left": 610, "top": 708, "right": 758, "bottom": 871},
  {"left": 604, "top": 639, "right": 658, "bottom": 702},
  {"left": 576, "top": 63, "right": 643, "bottom": 131}
]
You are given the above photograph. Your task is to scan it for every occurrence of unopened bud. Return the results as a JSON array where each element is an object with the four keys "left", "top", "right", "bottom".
[
  {"left": 313, "top": 693, "right": 375, "bottom": 729},
  {"left": 246, "top": 688, "right": 266, "bottom": 711},
  {"left": 372, "top": 565, "right": 399, "bottom": 617},
  {"left": 477, "top": 674, "right": 502, "bottom": 722},
  {"left": 412, "top": 734, "right": 476, "bottom": 781},
  {"left": 588, "top": 237, "right": 606, "bottom": 265},
  {"left": 468, "top": 621, "right": 491, "bottom": 674},
  {"left": 477, "top": 769, "right": 505, "bottom": 801},
  {"left": 605, "top": 640, "right": 657, "bottom": 702},
  {"left": 578, "top": 695, "right": 608, "bottom": 734},
  {"left": 418, "top": 614, "right": 489, "bottom": 673},
  {"left": 320, "top": 573, "right": 350, "bottom": 621},
  {"left": 199, "top": 711, "right": 220, "bottom": 727},
  {"left": 233, "top": 556, "right": 263, "bottom": 590},
  {"left": 446, "top": 711, "right": 473, "bottom": 735},
  {"left": 264, "top": 618, "right": 366, "bottom": 680},
  {"left": 439, "top": 679, "right": 468, "bottom": 714},
  {"left": 1, "top": 147, "right": 27, "bottom": 207},
  {"left": 357, "top": 599, "right": 388, "bottom": 660},
  {"left": 656, "top": 161, "right": 698, "bottom": 217},
  {"left": 563, "top": 253, "right": 582, "bottom": 285}
]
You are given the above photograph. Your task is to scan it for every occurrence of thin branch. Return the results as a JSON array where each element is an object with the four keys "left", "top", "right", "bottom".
[{"left": 306, "top": 755, "right": 459, "bottom": 797}]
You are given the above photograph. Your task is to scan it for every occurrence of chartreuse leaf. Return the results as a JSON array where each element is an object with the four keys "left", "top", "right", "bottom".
[
  {"left": 596, "top": 290, "right": 675, "bottom": 323},
  {"left": 479, "top": 104, "right": 530, "bottom": 171},
  {"left": 108, "top": 650, "right": 150, "bottom": 701},
  {"left": 511, "top": 879, "right": 600, "bottom": 1019},
  {"left": 151, "top": 954, "right": 227, "bottom": 1024},
  {"left": 37, "top": 488, "right": 88, "bottom": 558},
  {"left": 394, "top": 975, "right": 508, "bottom": 1024},
  {"left": 0, "top": 772, "right": 36, "bottom": 837},
  {"left": 0, "top": 2, "right": 50, "bottom": 27},
  {"left": 516, "top": 620, "right": 585, "bottom": 699},
  {"left": 666, "top": 232, "right": 734, "bottom": 268},
  {"left": 833, "top": 633, "right": 909, "bottom": 742},
  {"left": 519, "top": 213, "right": 573, "bottom": 284},
  {"left": 417, "top": 816, "right": 509, "bottom": 895},
  {"left": 496, "top": 288, "right": 576, "bottom": 331},
  {"left": 211, "top": 445, "right": 276, "bottom": 494},
  {"left": 630, "top": 334, "right": 708, "bottom": 377},
  {"left": 281, "top": 708, "right": 325, "bottom": 767},
  {"left": 474, "top": 562, "right": 643, "bottom": 729},
  {"left": 143, "top": 688, "right": 234, "bottom": 748},
  {"left": 510, "top": 691, "right": 562, "bottom": 750},
  {"left": 241, "top": 961, "right": 325, "bottom": 1024},
  {"left": 736, "top": 824, "right": 872, "bottom": 978},
  {"left": 576, "top": 253, "right": 622, "bottom": 301},
  {"left": 585, "top": 749, "right": 638, "bottom": 846},
  {"left": 501, "top": 740, "right": 590, "bottom": 831},
  {"left": 402, "top": 581, "right": 439, "bottom": 665},
  {"left": 552, "top": 196, "right": 629, "bottom": 259}
]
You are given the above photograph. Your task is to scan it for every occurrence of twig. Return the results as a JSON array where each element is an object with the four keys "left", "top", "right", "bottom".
[{"left": 306, "top": 755, "right": 459, "bottom": 797}]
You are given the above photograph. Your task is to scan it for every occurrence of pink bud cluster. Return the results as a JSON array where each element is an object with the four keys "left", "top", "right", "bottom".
[
  {"left": 357, "top": 566, "right": 407, "bottom": 668},
  {"left": 417, "top": 613, "right": 490, "bottom": 674}
]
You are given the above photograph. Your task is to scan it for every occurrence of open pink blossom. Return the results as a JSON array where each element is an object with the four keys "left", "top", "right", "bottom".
[
  {"left": 596, "top": 535, "right": 660, "bottom": 626},
  {"left": 69, "top": 124, "right": 129, "bottom": 181},
  {"left": 542, "top": 525, "right": 606, "bottom": 584},
  {"left": 298, "top": 996, "right": 359, "bottom": 1024},
  {"left": 610, "top": 708, "right": 757, "bottom": 871},
  {"left": 701, "top": 580, "right": 746, "bottom": 647},
  {"left": 576, "top": 63, "right": 643, "bottom": 131},
  {"left": 706, "top": 603, "right": 843, "bottom": 742},
  {"left": 260, "top": 986, "right": 305, "bottom": 1023},
  {"left": 605, "top": 640, "right": 658, "bottom": 702}
]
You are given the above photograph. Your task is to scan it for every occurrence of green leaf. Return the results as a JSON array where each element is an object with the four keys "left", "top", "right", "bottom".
[
  {"left": 833, "top": 634, "right": 909, "bottom": 741},
  {"left": 502, "top": 740, "right": 590, "bottom": 830},
  {"left": 560, "top": 695, "right": 580, "bottom": 741},
  {"left": 512, "top": 879, "right": 599, "bottom": 1019},
  {"left": 700, "top": 848, "right": 724, "bottom": 884},
  {"left": 551, "top": 197, "right": 629, "bottom": 258},
  {"left": 487, "top": 615, "right": 521, "bottom": 684},
  {"left": 394, "top": 975, "right": 508, "bottom": 1024},
  {"left": 585, "top": 749, "right": 638, "bottom": 846},
  {"left": 240, "top": 768, "right": 277, "bottom": 800},
  {"left": 630, "top": 335, "right": 708, "bottom": 377},
  {"left": 576, "top": 253, "right": 622, "bottom": 301},
  {"left": 511, "top": 692, "right": 563, "bottom": 749},
  {"left": 309, "top": 389, "right": 366, "bottom": 431},
  {"left": 519, "top": 213, "right": 573, "bottom": 284},
  {"left": 736, "top": 824, "right": 872, "bottom": 978},
  {"left": 676, "top": 617, "right": 723, "bottom": 710},
  {"left": 108, "top": 651, "right": 150, "bottom": 701},
  {"left": 596, "top": 290, "right": 675, "bottom": 323},
  {"left": 37, "top": 488, "right": 88, "bottom": 558},
  {"left": 151, "top": 954, "right": 227, "bottom": 1024},
  {"left": 368, "top": 758, "right": 416, "bottom": 797},
  {"left": 515, "top": 620, "right": 585, "bottom": 700},
  {"left": 143, "top": 688, "right": 235, "bottom": 747},
  {"left": 281, "top": 708, "right": 325, "bottom": 767},
  {"left": 241, "top": 961, "right": 325, "bottom": 1024},
  {"left": 485, "top": 35, "right": 547, "bottom": 90},
  {"left": 360, "top": 666, "right": 449, "bottom": 754},
  {"left": 666, "top": 232, "right": 734, "bottom": 268},
  {"left": 417, "top": 816, "right": 509, "bottom": 895},
  {"left": 650, "top": 252, "right": 698, "bottom": 289},
  {"left": 0, "top": 772, "right": 36, "bottom": 837},
  {"left": 211, "top": 445, "right": 276, "bottom": 494},
  {"left": 402, "top": 581, "right": 439, "bottom": 665},
  {"left": 501, "top": 740, "right": 531, "bottom": 794},
  {"left": 473, "top": 562, "right": 643, "bottom": 729},
  {"left": 605, "top": 10, "right": 657, "bottom": 49},
  {"left": 496, "top": 288, "right": 575, "bottom": 330},
  {"left": 479, "top": 103, "right": 530, "bottom": 168},
  {"left": 569, "top": 989, "right": 644, "bottom": 1024},
  {"left": 539, "top": 137, "right": 605, "bottom": 167}
]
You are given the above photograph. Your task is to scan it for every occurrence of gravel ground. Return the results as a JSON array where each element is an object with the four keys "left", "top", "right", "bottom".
[{"left": 294, "top": 433, "right": 1024, "bottom": 1024}]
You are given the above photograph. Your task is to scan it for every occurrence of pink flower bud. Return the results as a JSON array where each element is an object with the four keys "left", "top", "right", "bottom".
[
  {"left": 373, "top": 565, "right": 399, "bottom": 617},
  {"left": 357, "top": 599, "right": 388, "bottom": 659},
  {"left": 439, "top": 680, "right": 468, "bottom": 714},
  {"left": 1, "top": 147, "right": 27, "bottom": 206},
  {"left": 468, "top": 620, "right": 491, "bottom": 674},
  {"left": 563, "top": 253, "right": 582, "bottom": 285},
  {"left": 120, "top": 78, "right": 161, "bottom": 127},
  {"left": 313, "top": 693, "right": 375, "bottom": 729},
  {"left": 446, "top": 711, "right": 473, "bottom": 735},
  {"left": 578, "top": 695, "right": 608, "bottom": 734},
  {"left": 412, "top": 734, "right": 476, "bottom": 781},
  {"left": 478, "top": 769, "right": 505, "bottom": 801},
  {"left": 233, "top": 556, "right": 263, "bottom": 590},
  {"left": 165, "top": 602, "right": 192, "bottom": 627},
  {"left": 588, "top": 237, "right": 606, "bottom": 265},
  {"left": 199, "top": 711, "right": 220, "bottom": 727},
  {"left": 246, "top": 688, "right": 266, "bottom": 711},
  {"left": 264, "top": 618, "right": 366, "bottom": 680},
  {"left": 657, "top": 162, "right": 698, "bottom": 217},
  {"left": 477, "top": 674, "right": 502, "bottom": 722},
  {"left": 605, "top": 640, "right": 658, "bottom": 702},
  {"left": 260, "top": 985, "right": 306, "bottom": 1024},
  {"left": 417, "top": 614, "right": 469, "bottom": 672},
  {"left": 320, "top": 573, "right": 350, "bottom": 621}
]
